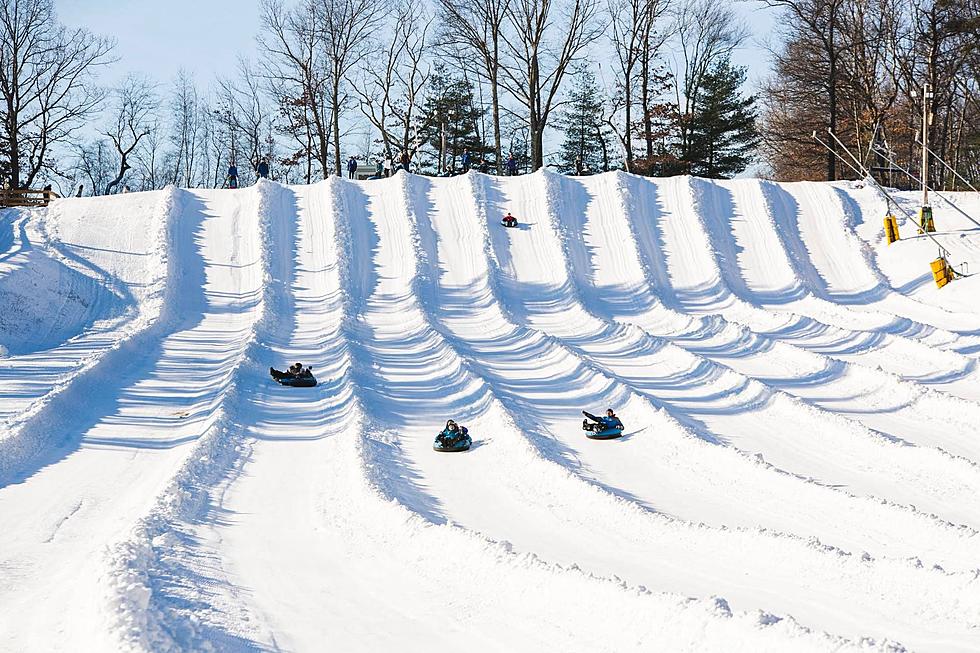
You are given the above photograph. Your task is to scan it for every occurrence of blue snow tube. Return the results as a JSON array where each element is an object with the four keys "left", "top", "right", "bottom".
[
  {"left": 276, "top": 376, "right": 318, "bottom": 387},
  {"left": 585, "top": 426, "right": 623, "bottom": 440},
  {"left": 433, "top": 430, "right": 472, "bottom": 452}
]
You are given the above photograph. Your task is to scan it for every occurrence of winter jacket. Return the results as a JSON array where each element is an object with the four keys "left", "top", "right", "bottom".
[
  {"left": 601, "top": 416, "right": 624, "bottom": 430},
  {"left": 438, "top": 425, "right": 469, "bottom": 445},
  {"left": 257, "top": 161, "right": 270, "bottom": 178}
]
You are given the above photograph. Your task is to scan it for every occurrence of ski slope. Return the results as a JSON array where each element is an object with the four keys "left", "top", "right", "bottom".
[{"left": 1, "top": 172, "right": 979, "bottom": 652}]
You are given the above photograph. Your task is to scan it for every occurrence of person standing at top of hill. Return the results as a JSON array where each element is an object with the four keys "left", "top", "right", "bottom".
[
  {"left": 347, "top": 156, "right": 358, "bottom": 179},
  {"left": 227, "top": 162, "right": 239, "bottom": 189},
  {"left": 383, "top": 155, "right": 392, "bottom": 177},
  {"left": 461, "top": 149, "right": 471, "bottom": 172},
  {"left": 257, "top": 158, "right": 270, "bottom": 180},
  {"left": 399, "top": 149, "right": 410, "bottom": 173},
  {"left": 506, "top": 153, "right": 518, "bottom": 176}
]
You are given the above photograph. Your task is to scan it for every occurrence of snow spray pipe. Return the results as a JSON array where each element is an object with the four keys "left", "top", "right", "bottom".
[
  {"left": 916, "top": 137, "right": 980, "bottom": 196},
  {"left": 869, "top": 143, "right": 980, "bottom": 231},
  {"left": 821, "top": 129, "right": 963, "bottom": 268}
]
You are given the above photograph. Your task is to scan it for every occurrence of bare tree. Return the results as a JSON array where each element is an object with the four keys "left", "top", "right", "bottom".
[
  {"left": 103, "top": 75, "right": 159, "bottom": 195},
  {"left": 605, "top": 0, "right": 671, "bottom": 170},
  {"left": 320, "top": 0, "right": 384, "bottom": 175},
  {"left": 0, "top": 0, "right": 114, "bottom": 188},
  {"left": 436, "top": 0, "right": 511, "bottom": 172},
  {"left": 500, "top": 0, "right": 602, "bottom": 170},
  {"left": 674, "top": 0, "right": 747, "bottom": 164},
  {"left": 217, "top": 59, "right": 273, "bottom": 179},
  {"left": 168, "top": 70, "right": 203, "bottom": 187},
  {"left": 259, "top": 0, "right": 332, "bottom": 179},
  {"left": 73, "top": 138, "right": 113, "bottom": 196},
  {"left": 351, "top": 0, "right": 431, "bottom": 161}
]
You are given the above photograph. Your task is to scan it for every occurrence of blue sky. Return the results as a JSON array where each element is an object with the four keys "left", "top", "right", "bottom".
[
  {"left": 59, "top": 0, "right": 777, "bottom": 92},
  {"left": 59, "top": 0, "right": 260, "bottom": 88}
]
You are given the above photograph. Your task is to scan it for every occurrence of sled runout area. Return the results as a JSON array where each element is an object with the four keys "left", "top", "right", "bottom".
[{"left": 1, "top": 173, "right": 980, "bottom": 652}]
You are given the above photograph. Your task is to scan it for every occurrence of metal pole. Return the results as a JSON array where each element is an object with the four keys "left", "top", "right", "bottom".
[
  {"left": 917, "top": 136, "right": 980, "bottom": 195},
  {"left": 871, "top": 143, "right": 980, "bottom": 229},
  {"left": 921, "top": 83, "right": 931, "bottom": 208},
  {"left": 822, "top": 129, "right": 960, "bottom": 264},
  {"left": 440, "top": 121, "right": 446, "bottom": 173}
]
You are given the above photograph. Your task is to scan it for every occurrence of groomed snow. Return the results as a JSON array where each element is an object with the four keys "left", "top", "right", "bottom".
[{"left": 1, "top": 172, "right": 979, "bottom": 652}]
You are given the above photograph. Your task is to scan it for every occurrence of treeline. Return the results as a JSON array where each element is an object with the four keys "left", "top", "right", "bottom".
[
  {"left": 760, "top": 0, "right": 980, "bottom": 187},
  {"left": 4, "top": 0, "right": 976, "bottom": 194}
]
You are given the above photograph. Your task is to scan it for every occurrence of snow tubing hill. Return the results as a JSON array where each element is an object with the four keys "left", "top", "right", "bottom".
[{"left": 4, "top": 172, "right": 980, "bottom": 652}]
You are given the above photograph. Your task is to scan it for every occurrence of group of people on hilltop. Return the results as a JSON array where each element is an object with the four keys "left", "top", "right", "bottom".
[
  {"left": 225, "top": 158, "right": 270, "bottom": 188},
  {"left": 220, "top": 148, "right": 526, "bottom": 187}
]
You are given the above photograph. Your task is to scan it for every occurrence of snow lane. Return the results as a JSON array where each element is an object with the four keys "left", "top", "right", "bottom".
[
  {"left": 0, "top": 188, "right": 265, "bottom": 652},
  {"left": 0, "top": 191, "right": 172, "bottom": 480}
]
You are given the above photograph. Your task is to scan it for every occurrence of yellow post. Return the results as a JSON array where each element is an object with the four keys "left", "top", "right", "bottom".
[
  {"left": 883, "top": 215, "right": 899, "bottom": 244},
  {"left": 919, "top": 206, "right": 935, "bottom": 234},
  {"left": 930, "top": 257, "right": 953, "bottom": 288}
]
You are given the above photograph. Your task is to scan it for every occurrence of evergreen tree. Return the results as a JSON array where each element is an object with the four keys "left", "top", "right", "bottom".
[
  {"left": 419, "top": 65, "right": 487, "bottom": 173},
  {"left": 683, "top": 58, "right": 759, "bottom": 178},
  {"left": 556, "top": 65, "right": 614, "bottom": 174}
]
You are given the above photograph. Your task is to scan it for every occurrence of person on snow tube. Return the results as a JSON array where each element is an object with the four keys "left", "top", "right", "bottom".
[
  {"left": 270, "top": 362, "right": 315, "bottom": 382},
  {"left": 582, "top": 409, "right": 624, "bottom": 434},
  {"left": 435, "top": 419, "right": 471, "bottom": 451},
  {"left": 501, "top": 212, "right": 518, "bottom": 228}
]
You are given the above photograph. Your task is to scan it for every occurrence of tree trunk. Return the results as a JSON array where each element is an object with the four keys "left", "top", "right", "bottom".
[
  {"left": 826, "top": 12, "right": 837, "bottom": 182},
  {"left": 332, "top": 83, "right": 342, "bottom": 176},
  {"left": 491, "top": 65, "right": 503, "bottom": 174}
]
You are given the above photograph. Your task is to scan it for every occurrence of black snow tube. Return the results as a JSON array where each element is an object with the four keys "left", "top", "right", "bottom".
[
  {"left": 276, "top": 376, "right": 318, "bottom": 387},
  {"left": 501, "top": 218, "right": 518, "bottom": 228},
  {"left": 433, "top": 434, "right": 472, "bottom": 452}
]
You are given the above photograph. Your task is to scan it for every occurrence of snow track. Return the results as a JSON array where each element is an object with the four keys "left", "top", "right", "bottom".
[{"left": 2, "top": 173, "right": 979, "bottom": 652}]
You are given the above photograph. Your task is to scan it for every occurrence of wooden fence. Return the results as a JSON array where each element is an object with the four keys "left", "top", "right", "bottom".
[{"left": 0, "top": 188, "right": 61, "bottom": 208}]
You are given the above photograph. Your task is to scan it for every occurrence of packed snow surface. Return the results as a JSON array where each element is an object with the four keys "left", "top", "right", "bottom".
[{"left": 1, "top": 172, "right": 979, "bottom": 652}]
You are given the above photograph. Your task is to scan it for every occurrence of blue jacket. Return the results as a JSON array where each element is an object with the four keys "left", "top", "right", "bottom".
[
  {"left": 600, "top": 416, "right": 624, "bottom": 430},
  {"left": 348, "top": 158, "right": 358, "bottom": 171},
  {"left": 257, "top": 161, "right": 270, "bottom": 178},
  {"left": 438, "top": 426, "right": 469, "bottom": 442}
]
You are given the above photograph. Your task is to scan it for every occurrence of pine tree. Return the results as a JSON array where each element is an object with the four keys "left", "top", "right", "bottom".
[
  {"left": 419, "top": 65, "right": 487, "bottom": 173},
  {"left": 683, "top": 58, "right": 759, "bottom": 178},
  {"left": 556, "top": 65, "right": 614, "bottom": 174}
]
